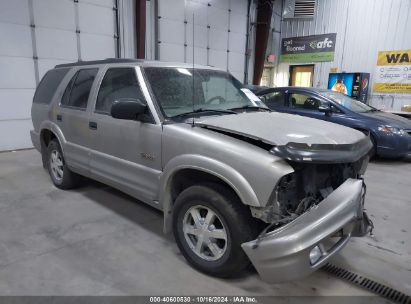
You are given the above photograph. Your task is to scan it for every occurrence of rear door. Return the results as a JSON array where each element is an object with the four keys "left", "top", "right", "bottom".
[
  {"left": 88, "top": 66, "right": 162, "bottom": 205},
  {"left": 56, "top": 68, "right": 98, "bottom": 174}
]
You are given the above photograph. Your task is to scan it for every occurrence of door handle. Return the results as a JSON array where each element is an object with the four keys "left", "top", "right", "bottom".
[
  {"left": 89, "top": 121, "right": 98, "bottom": 130},
  {"left": 56, "top": 114, "right": 62, "bottom": 122}
]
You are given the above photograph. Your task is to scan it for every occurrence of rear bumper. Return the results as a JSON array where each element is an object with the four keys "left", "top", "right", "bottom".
[
  {"left": 30, "top": 130, "right": 41, "bottom": 152},
  {"left": 242, "top": 178, "right": 371, "bottom": 283}
]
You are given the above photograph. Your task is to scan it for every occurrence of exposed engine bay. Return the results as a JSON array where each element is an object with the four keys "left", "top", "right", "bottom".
[{"left": 250, "top": 156, "right": 369, "bottom": 226}]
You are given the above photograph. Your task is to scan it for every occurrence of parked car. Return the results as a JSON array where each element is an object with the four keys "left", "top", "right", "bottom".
[
  {"left": 255, "top": 87, "right": 411, "bottom": 158},
  {"left": 246, "top": 84, "right": 269, "bottom": 94},
  {"left": 31, "top": 59, "right": 373, "bottom": 283}
]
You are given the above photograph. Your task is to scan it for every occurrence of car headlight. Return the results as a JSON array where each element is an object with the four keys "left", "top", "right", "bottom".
[{"left": 378, "top": 125, "right": 405, "bottom": 135}]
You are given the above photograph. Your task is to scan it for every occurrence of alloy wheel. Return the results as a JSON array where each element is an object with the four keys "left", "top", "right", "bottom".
[
  {"left": 182, "top": 205, "right": 228, "bottom": 261},
  {"left": 50, "top": 150, "right": 64, "bottom": 181}
]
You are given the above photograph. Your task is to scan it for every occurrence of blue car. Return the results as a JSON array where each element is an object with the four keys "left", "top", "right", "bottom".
[{"left": 254, "top": 87, "right": 411, "bottom": 158}]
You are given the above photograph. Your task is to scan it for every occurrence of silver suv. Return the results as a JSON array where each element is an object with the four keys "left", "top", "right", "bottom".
[{"left": 31, "top": 59, "right": 373, "bottom": 283}]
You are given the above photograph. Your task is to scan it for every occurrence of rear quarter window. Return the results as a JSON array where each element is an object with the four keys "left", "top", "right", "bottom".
[{"left": 33, "top": 68, "right": 70, "bottom": 104}]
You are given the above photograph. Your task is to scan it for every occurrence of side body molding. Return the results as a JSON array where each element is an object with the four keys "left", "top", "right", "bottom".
[{"left": 160, "top": 154, "right": 261, "bottom": 233}]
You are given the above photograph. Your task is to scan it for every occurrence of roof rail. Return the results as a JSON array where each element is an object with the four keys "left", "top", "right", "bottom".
[{"left": 55, "top": 58, "right": 143, "bottom": 68}]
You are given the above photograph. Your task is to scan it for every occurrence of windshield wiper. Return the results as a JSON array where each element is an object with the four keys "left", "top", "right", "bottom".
[
  {"left": 228, "top": 105, "right": 271, "bottom": 112},
  {"left": 171, "top": 108, "right": 237, "bottom": 119}
]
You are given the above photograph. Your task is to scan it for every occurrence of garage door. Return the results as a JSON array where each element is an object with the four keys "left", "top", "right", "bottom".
[
  {"left": 157, "top": 0, "right": 248, "bottom": 82},
  {"left": 0, "top": 0, "right": 117, "bottom": 151}
]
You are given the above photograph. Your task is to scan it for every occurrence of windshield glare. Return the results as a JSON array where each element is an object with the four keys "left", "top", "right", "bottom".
[
  {"left": 321, "top": 90, "right": 373, "bottom": 113},
  {"left": 144, "top": 67, "right": 264, "bottom": 118}
]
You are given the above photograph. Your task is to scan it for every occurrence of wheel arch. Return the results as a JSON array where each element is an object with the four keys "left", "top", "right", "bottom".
[
  {"left": 160, "top": 155, "right": 260, "bottom": 234},
  {"left": 39, "top": 122, "right": 66, "bottom": 167}
]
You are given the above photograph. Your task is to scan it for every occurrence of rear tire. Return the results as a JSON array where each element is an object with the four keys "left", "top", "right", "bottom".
[
  {"left": 46, "top": 139, "right": 80, "bottom": 189},
  {"left": 172, "top": 183, "right": 259, "bottom": 278}
]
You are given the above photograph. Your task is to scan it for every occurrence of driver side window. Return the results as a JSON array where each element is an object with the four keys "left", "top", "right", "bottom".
[
  {"left": 95, "top": 68, "right": 146, "bottom": 115},
  {"left": 289, "top": 93, "right": 328, "bottom": 111},
  {"left": 260, "top": 91, "right": 285, "bottom": 108}
]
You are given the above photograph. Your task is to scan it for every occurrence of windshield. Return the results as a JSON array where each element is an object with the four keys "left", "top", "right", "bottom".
[
  {"left": 143, "top": 67, "right": 265, "bottom": 118},
  {"left": 321, "top": 90, "right": 373, "bottom": 113}
]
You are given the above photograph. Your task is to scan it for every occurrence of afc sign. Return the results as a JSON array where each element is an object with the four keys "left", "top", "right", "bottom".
[
  {"left": 280, "top": 33, "right": 336, "bottom": 63},
  {"left": 309, "top": 37, "right": 333, "bottom": 49},
  {"left": 283, "top": 36, "right": 334, "bottom": 49}
]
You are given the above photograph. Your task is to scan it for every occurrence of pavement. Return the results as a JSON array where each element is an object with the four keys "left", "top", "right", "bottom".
[{"left": 0, "top": 149, "right": 409, "bottom": 297}]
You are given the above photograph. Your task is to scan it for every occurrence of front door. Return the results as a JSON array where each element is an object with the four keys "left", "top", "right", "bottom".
[
  {"left": 258, "top": 90, "right": 289, "bottom": 112},
  {"left": 289, "top": 65, "right": 314, "bottom": 87},
  {"left": 287, "top": 91, "right": 329, "bottom": 121},
  {"left": 88, "top": 67, "right": 162, "bottom": 205}
]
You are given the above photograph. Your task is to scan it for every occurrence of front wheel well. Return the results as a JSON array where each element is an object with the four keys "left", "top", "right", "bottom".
[
  {"left": 163, "top": 168, "right": 254, "bottom": 234},
  {"left": 169, "top": 169, "right": 240, "bottom": 204}
]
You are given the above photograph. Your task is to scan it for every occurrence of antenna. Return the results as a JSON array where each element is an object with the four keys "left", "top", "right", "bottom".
[{"left": 191, "top": 12, "right": 195, "bottom": 127}]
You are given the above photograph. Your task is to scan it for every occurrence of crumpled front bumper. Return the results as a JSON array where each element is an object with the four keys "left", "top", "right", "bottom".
[{"left": 242, "top": 178, "right": 371, "bottom": 283}]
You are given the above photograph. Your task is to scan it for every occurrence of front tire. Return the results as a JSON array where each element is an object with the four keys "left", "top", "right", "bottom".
[
  {"left": 46, "top": 139, "right": 80, "bottom": 189},
  {"left": 172, "top": 183, "right": 258, "bottom": 278}
]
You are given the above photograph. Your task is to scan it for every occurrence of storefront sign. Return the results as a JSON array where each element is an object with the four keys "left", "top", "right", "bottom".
[
  {"left": 280, "top": 33, "right": 336, "bottom": 63},
  {"left": 373, "top": 50, "right": 411, "bottom": 93}
]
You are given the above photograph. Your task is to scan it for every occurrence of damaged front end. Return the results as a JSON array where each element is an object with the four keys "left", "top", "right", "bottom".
[{"left": 243, "top": 139, "right": 374, "bottom": 283}]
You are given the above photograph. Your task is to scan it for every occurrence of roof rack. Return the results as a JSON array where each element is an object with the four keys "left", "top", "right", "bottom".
[{"left": 55, "top": 58, "right": 143, "bottom": 68}]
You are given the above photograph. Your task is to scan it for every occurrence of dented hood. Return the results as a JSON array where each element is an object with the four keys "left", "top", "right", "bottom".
[{"left": 196, "top": 112, "right": 365, "bottom": 146}]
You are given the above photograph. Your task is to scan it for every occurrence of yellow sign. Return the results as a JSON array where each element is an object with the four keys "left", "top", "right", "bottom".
[
  {"left": 330, "top": 67, "right": 337, "bottom": 73},
  {"left": 377, "top": 50, "right": 411, "bottom": 66},
  {"left": 373, "top": 49, "right": 411, "bottom": 93}
]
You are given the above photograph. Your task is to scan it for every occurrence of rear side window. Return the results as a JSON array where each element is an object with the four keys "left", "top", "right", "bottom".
[
  {"left": 33, "top": 68, "right": 69, "bottom": 104},
  {"left": 95, "top": 68, "right": 146, "bottom": 114},
  {"left": 61, "top": 68, "right": 98, "bottom": 109}
]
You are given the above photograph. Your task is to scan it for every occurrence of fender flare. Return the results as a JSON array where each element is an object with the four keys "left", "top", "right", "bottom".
[
  {"left": 39, "top": 121, "right": 67, "bottom": 154},
  {"left": 160, "top": 154, "right": 260, "bottom": 233}
]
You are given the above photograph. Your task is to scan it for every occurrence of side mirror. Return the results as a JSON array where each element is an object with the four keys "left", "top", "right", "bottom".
[
  {"left": 318, "top": 105, "right": 332, "bottom": 115},
  {"left": 111, "top": 99, "right": 148, "bottom": 121}
]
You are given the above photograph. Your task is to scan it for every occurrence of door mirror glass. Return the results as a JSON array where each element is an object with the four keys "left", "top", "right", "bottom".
[{"left": 110, "top": 99, "right": 147, "bottom": 120}]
